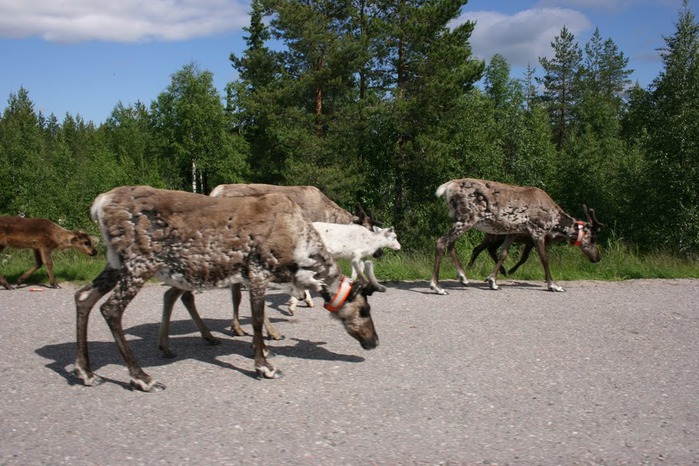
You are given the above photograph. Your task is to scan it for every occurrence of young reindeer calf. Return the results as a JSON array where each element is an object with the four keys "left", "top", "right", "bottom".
[
  {"left": 74, "top": 186, "right": 380, "bottom": 392},
  {"left": 0, "top": 216, "right": 97, "bottom": 290}
]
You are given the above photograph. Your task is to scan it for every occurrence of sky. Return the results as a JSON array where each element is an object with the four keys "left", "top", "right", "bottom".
[{"left": 0, "top": 0, "right": 690, "bottom": 125}]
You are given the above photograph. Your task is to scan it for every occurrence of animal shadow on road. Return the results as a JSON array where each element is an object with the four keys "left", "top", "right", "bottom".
[
  {"left": 35, "top": 293, "right": 363, "bottom": 388},
  {"left": 388, "top": 279, "right": 548, "bottom": 295}
]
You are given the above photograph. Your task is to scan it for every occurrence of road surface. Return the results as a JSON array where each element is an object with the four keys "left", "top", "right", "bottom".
[{"left": 0, "top": 278, "right": 697, "bottom": 465}]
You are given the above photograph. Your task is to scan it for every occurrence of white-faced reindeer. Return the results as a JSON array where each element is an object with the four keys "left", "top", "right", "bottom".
[
  {"left": 431, "top": 178, "right": 603, "bottom": 294},
  {"left": 0, "top": 216, "right": 98, "bottom": 290},
  {"left": 74, "top": 186, "right": 380, "bottom": 392}
]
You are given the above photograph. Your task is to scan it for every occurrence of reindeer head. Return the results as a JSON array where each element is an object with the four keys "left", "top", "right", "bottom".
[
  {"left": 71, "top": 231, "right": 99, "bottom": 256},
  {"left": 576, "top": 205, "right": 604, "bottom": 263},
  {"left": 323, "top": 276, "right": 380, "bottom": 350},
  {"left": 354, "top": 203, "right": 383, "bottom": 230}
]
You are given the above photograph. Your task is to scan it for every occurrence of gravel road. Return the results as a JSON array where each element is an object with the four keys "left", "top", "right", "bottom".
[{"left": 0, "top": 278, "right": 697, "bottom": 465}]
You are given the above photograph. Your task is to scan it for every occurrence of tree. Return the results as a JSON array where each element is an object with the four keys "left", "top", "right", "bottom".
[
  {"left": 643, "top": 0, "right": 699, "bottom": 254},
  {"left": 151, "top": 64, "right": 248, "bottom": 193},
  {"left": 0, "top": 88, "right": 46, "bottom": 216},
  {"left": 102, "top": 101, "right": 163, "bottom": 187},
  {"left": 539, "top": 26, "right": 582, "bottom": 151}
]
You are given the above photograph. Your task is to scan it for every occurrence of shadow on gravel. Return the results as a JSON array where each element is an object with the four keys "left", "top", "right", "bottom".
[
  {"left": 35, "top": 315, "right": 364, "bottom": 389},
  {"left": 36, "top": 334, "right": 259, "bottom": 389},
  {"left": 383, "top": 279, "right": 549, "bottom": 294}
]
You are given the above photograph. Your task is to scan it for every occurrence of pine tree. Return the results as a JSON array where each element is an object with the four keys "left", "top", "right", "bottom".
[
  {"left": 644, "top": 0, "right": 699, "bottom": 254},
  {"left": 539, "top": 26, "right": 582, "bottom": 151}
]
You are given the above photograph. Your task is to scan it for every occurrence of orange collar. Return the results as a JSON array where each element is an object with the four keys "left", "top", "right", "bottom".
[
  {"left": 571, "top": 221, "right": 586, "bottom": 246},
  {"left": 324, "top": 276, "right": 353, "bottom": 312}
]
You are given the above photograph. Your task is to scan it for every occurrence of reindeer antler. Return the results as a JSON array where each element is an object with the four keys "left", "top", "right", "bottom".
[{"left": 583, "top": 205, "right": 604, "bottom": 228}]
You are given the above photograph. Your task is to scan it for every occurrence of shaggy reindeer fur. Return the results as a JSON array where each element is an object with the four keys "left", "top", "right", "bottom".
[
  {"left": 160, "top": 183, "right": 381, "bottom": 352},
  {"left": 431, "top": 178, "right": 602, "bottom": 294},
  {"left": 74, "top": 186, "right": 379, "bottom": 392}
]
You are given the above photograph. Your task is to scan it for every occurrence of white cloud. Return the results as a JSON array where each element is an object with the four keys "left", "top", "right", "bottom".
[
  {"left": 0, "top": 0, "right": 250, "bottom": 43},
  {"left": 454, "top": 8, "right": 592, "bottom": 68}
]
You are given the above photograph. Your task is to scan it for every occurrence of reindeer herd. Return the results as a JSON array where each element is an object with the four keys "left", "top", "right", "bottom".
[{"left": 0, "top": 178, "right": 603, "bottom": 392}]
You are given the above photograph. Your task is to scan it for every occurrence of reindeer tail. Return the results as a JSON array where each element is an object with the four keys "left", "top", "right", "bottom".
[{"left": 435, "top": 181, "right": 452, "bottom": 199}]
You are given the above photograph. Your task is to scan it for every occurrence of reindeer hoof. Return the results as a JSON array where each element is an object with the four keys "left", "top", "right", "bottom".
[
  {"left": 73, "top": 367, "right": 104, "bottom": 387},
  {"left": 256, "top": 366, "right": 282, "bottom": 379},
  {"left": 130, "top": 379, "right": 166, "bottom": 392},
  {"left": 205, "top": 336, "right": 222, "bottom": 346},
  {"left": 486, "top": 276, "right": 499, "bottom": 290},
  {"left": 548, "top": 284, "right": 565, "bottom": 292},
  {"left": 430, "top": 284, "right": 448, "bottom": 295},
  {"left": 160, "top": 349, "right": 177, "bottom": 359}
]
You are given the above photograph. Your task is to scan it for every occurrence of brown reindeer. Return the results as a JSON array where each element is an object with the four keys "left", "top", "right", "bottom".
[
  {"left": 163, "top": 183, "right": 381, "bottom": 351},
  {"left": 74, "top": 186, "right": 380, "bottom": 392},
  {"left": 431, "top": 178, "right": 603, "bottom": 294},
  {"left": 0, "top": 216, "right": 98, "bottom": 290}
]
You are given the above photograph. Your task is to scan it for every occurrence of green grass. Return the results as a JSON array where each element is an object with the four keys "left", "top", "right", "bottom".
[{"left": 2, "top": 238, "right": 698, "bottom": 288}]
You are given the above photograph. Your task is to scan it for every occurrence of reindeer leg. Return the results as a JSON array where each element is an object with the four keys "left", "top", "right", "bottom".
[
  {"left": 230, "top": 284, "right": 247, "bottom": 336},
  {"left": 180, "top": 290, "right": 221, "bottom": 346},
  {"left": 0, "top": 246, "right": 11, "bottom": 290},
  {"left": 41, "top": 249, "right": 59, "bottom": 288},
  {"left": 534, "top": 238, "right": 564, "bottom": 292},
  {"left": 287, "top": 295, "right": 298, "bottom": 315},
  {"left": 159, "top": 288, "right": 221, "bottom": 358},
  {"left": 0, "top": 274, "right": 11, "bottom": 290},
  {"left": 467, "top": 241, "right": 488, "bottom": 269},
  {"left": 101, "top": 273, "right": 165, "bottom": 392},
  {"left": 486, "top": 236, "right": 514, "bottom": 290},
  {"left": 73, "top": 265, "right": 119, "bottom": 387},
  {"left": 16, "top": 249, "right": 44, "bottom": 287},
  {"left": 303, "top": 290, "right": 314, "bottom": 308},
  {"left": 431, "top": 222, "right": 470, "bottom": 295},
  {"left": 159, "top": 287, "right": 183, "bottom": 358},
  {"left": 249, "top": 276, "right": 279, "bottom": 379},
  {"left": 508, "top": 243, "right": 534, "bottom": 275},
  {"left": 487, "top": 243, "right": 508, "bottom": 275}
]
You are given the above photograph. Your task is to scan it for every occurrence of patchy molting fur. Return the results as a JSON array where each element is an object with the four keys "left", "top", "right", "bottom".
[
  {"left": 160, "top": 183, "right": 381, "bottom": 348},
  {"left": 74, "top": 186, "right": 379, "bottom": 392},
  {"left": 431, "top": 178, "right": 602, "bottom": 294}
]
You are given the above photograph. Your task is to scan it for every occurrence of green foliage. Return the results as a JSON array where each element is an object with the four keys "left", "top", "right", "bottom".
[{"left": 1, "top": 0, "right": 699, "bottom": 265}]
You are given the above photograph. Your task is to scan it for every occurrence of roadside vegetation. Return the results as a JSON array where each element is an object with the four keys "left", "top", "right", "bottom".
[
  {"left": 2, "top": 1, "right": 698, "bottom": 285},
  {"left": 2, "top": 235, "right": 697, "bottom": 288}
]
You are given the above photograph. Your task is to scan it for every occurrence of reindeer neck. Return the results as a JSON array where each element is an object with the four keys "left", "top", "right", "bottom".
[{"left": 553, "top": 213, "right": 586, "bottom": 243}]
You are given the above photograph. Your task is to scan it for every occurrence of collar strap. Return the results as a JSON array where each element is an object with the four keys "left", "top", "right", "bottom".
[
  {"left": 571, "top": 221, "right": 586, "bottom": 246},
  {"left": 324, "top": 276, "right": 353, "bottom": 312}
]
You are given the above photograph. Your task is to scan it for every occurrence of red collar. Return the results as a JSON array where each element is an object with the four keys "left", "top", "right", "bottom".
[
  {"left": 571, "top": 221, "right": 586, "bottom": 246},
  {"left": 324, "top": 276, "right": 353, "bottom": 312}
]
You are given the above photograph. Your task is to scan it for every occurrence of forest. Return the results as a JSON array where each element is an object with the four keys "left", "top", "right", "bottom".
[{"left": 1, "top": 0, "right": 698, "bottom": 257}]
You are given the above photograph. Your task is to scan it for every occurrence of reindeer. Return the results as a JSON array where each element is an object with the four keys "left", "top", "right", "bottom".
[
  {"left": 430, "top": 178, "right": 603, "bottom": 294},
  {"left": 74, "top": 186, "right": 380, "bottom": 392},
  {"left": 467, "top": 233, "right": 565, "bottom": 276},
  {"left": 0, "top": 216, "right": 98, "bottom": 290},
  {"left": 209, "top": 183, "right": 380, "bottom": 228},
  {"left": 157, "top": 222, "right": 400, "bottom": 358},
  {"left": 172, "top": 184, "right": 381, "bottom": 341}
]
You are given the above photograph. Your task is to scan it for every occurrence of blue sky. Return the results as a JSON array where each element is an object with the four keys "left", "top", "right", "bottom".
[{"left": 0, "top": 0, "right": 689, "bottom": 125}]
